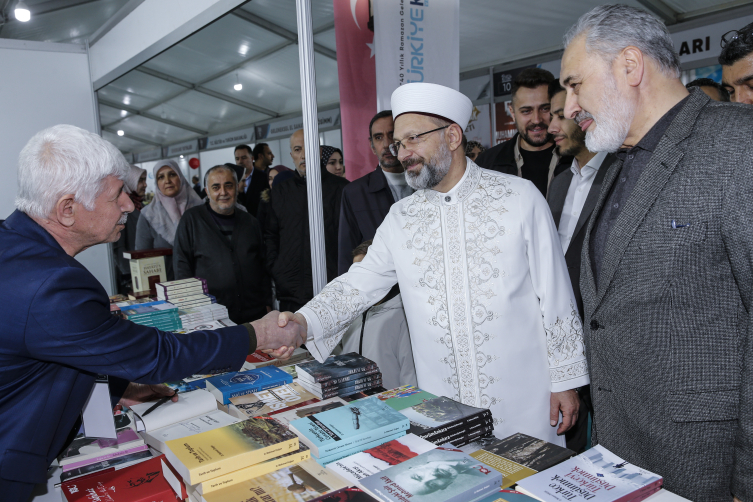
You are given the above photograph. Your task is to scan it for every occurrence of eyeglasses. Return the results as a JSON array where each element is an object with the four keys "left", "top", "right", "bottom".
[
  {"left": 389, "top": 125, "right": 449, "bottom": 156},
  {"left": 721, "top": 29, "right": 753, "bottom": 49}
]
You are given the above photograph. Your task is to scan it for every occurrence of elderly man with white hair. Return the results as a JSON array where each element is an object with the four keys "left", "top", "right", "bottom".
[
  {"left": 560, "top": 5, "right": 753, "bottom": 501},
  {"left": 278, "top": 83, "right": 589, "bottom": 446},
  {"left": 0, "top": 125, "right": 303, "bottom": 501}
]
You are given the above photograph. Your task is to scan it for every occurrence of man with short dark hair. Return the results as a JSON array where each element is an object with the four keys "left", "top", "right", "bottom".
[
  {"left": 252, "top": 143, "right": 274, "bottom": 171},
  {"left": 720, "top": 22, "right": 753, "bottom": 104},
  {"left": 234, "top": 144, "right": 266, "bottom": 216},
  {"left": 686, "top": 78, "right": 730, "bottom": 102},
  {"left": 562, "top": 5, "right": 753, "bottom": 499},
  {"left": 174, "top": 165, "right": 272, "bottom": 324},
  {"left": 337, "top": 110, "right": 413, "bottom": 275},
  {"left": 475, "top": 68, "right": 571, "bottom": 196}
]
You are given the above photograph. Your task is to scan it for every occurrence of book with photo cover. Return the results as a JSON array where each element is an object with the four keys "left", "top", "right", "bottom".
[
  {"left": 269, "top": 397, "right": 347, "bottom": 427},
  {"left": 515, "top": 445, "right": 663, "bottom": 502},
  {"left": 449, "top": 433, "right": 576, "bottom": 488},
  {"left": 360, "top": 447, "right": 503, "bottom": 502},
  {"left": 311, "top": 486, "right": 380, "bottom": 501},
  {"left": 297, "top": 353, "right": 378, "bottom": 384},
  {"left": 229, "top": 382, "right": 318, "bottom": 418},
  {"left": 59, "top": 449, "right": 155, "bottom": 483},
  {"left": 371, "top": 385, "right": 438, "bottom": 411},
  {"left": 205, "top": 366, "right": 293, "bottom": 404},
  {"left": 59, "top": 426, "right": 145, "bottom": 469},
  {"left": 399, "top": 396, "right": 492, "bottom": 441},
  {"left": 289, "top": 396, "right": 409, "bottom": 458}
]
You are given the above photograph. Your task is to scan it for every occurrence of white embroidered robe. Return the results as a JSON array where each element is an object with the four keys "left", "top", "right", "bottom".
[{"left": 299, "top": 160, "right": 589, "bottom": 445}]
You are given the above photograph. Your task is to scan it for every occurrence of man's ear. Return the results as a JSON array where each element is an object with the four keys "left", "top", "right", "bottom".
[
  {"left": 55, "top": 195, "right": 76, "bottom": 228},
  {"left": 621, "top": 46, "right": 645, "bottom": 88},
  {"left": 447, "top": 123, "right": 464, "bottom": 152}
]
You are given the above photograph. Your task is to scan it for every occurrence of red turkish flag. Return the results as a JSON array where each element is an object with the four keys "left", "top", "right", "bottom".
[{"left": 333, "top": 0, "right": 378, "bottom": 181}]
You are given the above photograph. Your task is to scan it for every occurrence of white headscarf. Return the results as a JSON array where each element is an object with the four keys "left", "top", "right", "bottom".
[
  {"left": 123, "top": 164, "right": 146, "bottom": 194},
  {"left": 141, "top": 160, "right": 202, "bottom": 245}
]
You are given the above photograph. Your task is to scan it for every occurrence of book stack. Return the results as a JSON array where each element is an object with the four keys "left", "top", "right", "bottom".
[
  {"left": 398, "top": 395, "right": 494, "bottom": 446},
  {"left": 156, "top": 277, "right": 216, "bottom": 309},
  {"left": 296, "top": 353, "right": 383, "bottom": 399},
  {"left": 229, "top": 382, "right": 319, "bottom": 419},
  {"left": 242, "top": 347, "right": 314, "bottom": 371},
  {"left": 120, "top": 300, "right": 182, "bottom": 331},
  {"left": 445, "top": 433, "right": 575, "bottom": 489},
  {"left": 205, "top": 366, "right": 294, "bottom": 405},
  {"left": 289, "top": 396, "right": 410, "bottom": 466},
  {"left": 179, "top": 303, "right": 229, "bottom": 327}
]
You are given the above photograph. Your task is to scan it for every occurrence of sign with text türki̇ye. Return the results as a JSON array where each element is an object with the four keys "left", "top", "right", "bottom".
[{"left": 374, "top": 0, "right": 460, "bottom": 111}]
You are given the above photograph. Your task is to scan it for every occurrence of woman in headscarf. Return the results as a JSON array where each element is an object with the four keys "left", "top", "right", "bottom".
[
  {"left": 321, "top": 146, "right": 345, "bottom": 177},
  {"left": 114, "top": 164, "right": 146, "bottom": 292},
  {"left": 135, "top": 160, "right": 202, "bottom": 280}
]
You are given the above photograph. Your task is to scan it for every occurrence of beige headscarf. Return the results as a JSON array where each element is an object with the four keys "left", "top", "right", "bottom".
[{"left": 141, "top": 160, "right": 202, "bottom": 245}]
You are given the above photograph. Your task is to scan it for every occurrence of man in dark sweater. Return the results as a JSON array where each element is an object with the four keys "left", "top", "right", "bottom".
[
  {"left": 475, "top": 68, "right": 571, "bottom": 197},
  {"left": 174, "top": 165, "right": 272, "bottom": 324}
]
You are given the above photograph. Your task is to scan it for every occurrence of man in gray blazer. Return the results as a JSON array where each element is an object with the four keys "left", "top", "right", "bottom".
[{"left": 561, "top": 5, "right": 750, "bottom": 501}]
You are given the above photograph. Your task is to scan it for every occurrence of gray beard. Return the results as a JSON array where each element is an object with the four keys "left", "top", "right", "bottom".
[
  {"left": 581, "top": 74, "right": 635, "bottom": 153},
  {"left": 404, "top": 139, "right": 452, "bottom": 190}
]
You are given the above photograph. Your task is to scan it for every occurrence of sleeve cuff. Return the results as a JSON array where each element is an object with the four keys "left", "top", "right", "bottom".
[
  {"left": 298, "top": 309, "right": 328, "bottom": 363},
  {"left": 243, "top": 322, "right": 257, "bottom": 354}
]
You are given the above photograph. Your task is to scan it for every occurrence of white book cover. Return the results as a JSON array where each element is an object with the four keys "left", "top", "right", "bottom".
[
  {"left": 143, "top": 409, "right": 241, "bottom": 453},
  {"left": 130, "top": 389, "right": 218, "bottom": 432},
  {"left": 516, "top": 445, "right": 663, "bottom": 502},
  {"left": 328, "top": 433, "right": 437, "bottom": 485}
]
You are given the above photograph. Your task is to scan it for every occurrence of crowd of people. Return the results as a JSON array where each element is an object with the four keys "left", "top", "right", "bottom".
[{"left": 4, "top": 4, "right": 753, "bottom": 501}]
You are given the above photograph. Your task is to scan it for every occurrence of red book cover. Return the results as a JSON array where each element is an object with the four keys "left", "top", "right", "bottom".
[
  {"left": 61, "top": 455, "right": 185, "bottom": 502},
  {"left": 246, "top": 350, "right": 275, "bottom": 364}
]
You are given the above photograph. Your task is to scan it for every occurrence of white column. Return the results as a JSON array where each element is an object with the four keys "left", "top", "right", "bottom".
[{"left": 296, "top": 0, "right": 327, "bottom": 295}]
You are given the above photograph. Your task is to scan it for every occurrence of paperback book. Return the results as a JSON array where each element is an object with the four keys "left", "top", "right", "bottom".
[
  {"left": 311, "top": 486, "right": 380, "bottom": 502},
  {"left": 327, "top": 433, "right": 438, "bottom": 484},
  {"left": 296, "top": 353, "right": 378, "bottom": 384},
  {"left": 372, "top": 385, "right": 438, "bottom": 411},
  {"left": 205, "top": 366, "right": 293, "bottom": 404},
  {"left": 59, "top": 449, "right": 155, "bottom": 483},
  {"left": 303, "top": 368, "right": 382, "bottom": 390},
  {"left": 129, "top": 389, "right": 219, "bottom": 432},
  {"left": 165, "top": 417, "right": 299, "bottom": 485},
  {"left": 268, "top": 397, "right": 347, "bottom": 427},
  {"left": 360, "top": 447, "right": 503, "bottom": 502},
  {"left": 448, "top": 433, "right": 576, "bottom": 488},
  {"left": 59, "top": 426, "right": 145, "bottom": 470},
  {"left": 399, "top": 396, "right": 492, "bottom": 442},
  {"left": 289, "top": 396, "right": 409, "bottom": 458},
  {"left": 515, "top": 445, "right": 663, "bottom": 502},
  {"left": 306, "top": 377, "right": 384, "bottom": 399},
  {"left": 143, "top": 409, "right": 241, "bottom": 452},
  {"left": 313, "top": 431, "right": 407, "bottom": 467},
  {"left": 229, "top": 382, "right": 318, "bottom": 418}
]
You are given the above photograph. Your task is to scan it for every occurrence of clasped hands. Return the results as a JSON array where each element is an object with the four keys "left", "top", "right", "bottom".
[{"left": 251, "top": 310, "right": 308, "bottom": 359}]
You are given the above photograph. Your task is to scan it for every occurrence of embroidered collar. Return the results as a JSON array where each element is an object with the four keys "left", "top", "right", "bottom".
[{"left": 424, "top": 158, "right": 481, "bottom": 207}]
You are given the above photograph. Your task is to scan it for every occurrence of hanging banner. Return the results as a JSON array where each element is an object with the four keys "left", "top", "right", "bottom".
[
  {"left": 255, "top": 108, "right": 341, "bottom": 141},
  {"left": 205, "top": 127, "right": 255, "bottom": 151},
  {"left": 166, "top": 139, "right": 198, "bottom": 157},
  {"left": 672, "top": 14, "right": 753, "bottom": 66},
  {"left": 374, "top": 0, "right": 460, "bottom": 111},
  {"left": 133, "top": 148, "right": 162, "bottom": 163},
  {"left": 494, "top": 100, "right": 517, "bottom": 146},
  {"left": 333, "top": 0, "right": 377, "bottom": 181}
]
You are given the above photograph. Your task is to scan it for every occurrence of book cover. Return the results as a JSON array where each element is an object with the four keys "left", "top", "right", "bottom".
[
  {"left": 289, "top": 396, "right": 410, "bottom": 457},
  {"left": 199, "top": 458, "right": 349, "bottom": 502},
  {"left": 129, "top": 255, "right": 167, "bottom": 294},
  {"left": 472, "top": 489, "right": 542, "bottom": 502},
  {"left": 61, "top": 455, "right": 184, "bottom": 502},
  {"left": 62, "top": 445, "right": 149, "bottom": 472},
  {"left": 165, "top": 417, "right": 299, "bottom": 485},
  {"left": 305, "top": 369, "right": 382, "bottom": 390},
  {"left": 59, "top": 426, "right": 144, "bottom": 467},
  {"left": 296, "top": 353, "right": 378, "bottom": 383},
  {"left": 371, "top": 385, "right": 438, "bottom": 411},
  {"left": 195, "top": 444, "right": 311, "bottom": 495},
  {"left": 130, "top": 389, "right": 219, "bottom": 432},
  {"left": 59, "top": 449, "right": 155, "bottom": 483},
  {"left": 449, "top": 433, "right": 575, "bottom": 488},
  {"left": 431, "top": 423, "right": 494, "bottom": 447},
  {"left": 269, "top": 397, "right": 347, "bottom": 427},
  {"left": 314, "top": 431, "right": 406, "bottom": 467},
  {"left": 342, "top": 387, "right": 388, "bottom": 402},
  {"left": 205, "top": 366, "right": 294, "bottom": 404},
  {"left": 399, "top": 396, "right": 491, "bottom": 439},
  {"left": 311, "top": 486, "right": 380, "bottom": 501},
  {"left": 308, "top": 378, "right": 383, "bottom": 399},
  {"left": 230, "top": 383, "right": 318, "bottom": 417},
  {"left": 360, "top": 447, "right": 503, "bottom": 502},
  {"left": 515, "top": 445, "right": 663, "bottom": 502},
  {"left": 143, "top": 409, "right": 241, "bottom": 453},
  {"left": 327, "top": 433, "right": 438, "bottom": 484}
]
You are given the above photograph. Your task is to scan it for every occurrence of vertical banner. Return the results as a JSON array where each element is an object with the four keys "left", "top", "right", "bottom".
[
  {"left": 333, "top": 0, "right": 378, "bottom": 181},
  {"left": 374, "top": 0, "right": 460, "bottom": 111}
]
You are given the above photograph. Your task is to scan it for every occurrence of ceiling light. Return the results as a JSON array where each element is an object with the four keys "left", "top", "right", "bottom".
[
  {"left": 14, "top": 1, "right": 30, "bottom": 22},
  {"left": 117, "top": 130, "right": 124, "bottom": 136},
  {"left": 234, "top": 72, "right": 242, "bottom": 91},
  {"left": 180, "top": 155, "right": 184, "bottom": 159}
]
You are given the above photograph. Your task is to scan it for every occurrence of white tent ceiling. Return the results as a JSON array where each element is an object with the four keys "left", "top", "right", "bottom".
[{"left": 1, "top": 0, "right": 752, "bottom": 154}]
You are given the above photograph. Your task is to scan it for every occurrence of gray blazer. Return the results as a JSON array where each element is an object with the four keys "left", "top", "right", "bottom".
[{"left": 580, "top": 89, "right": 752, "bottom": 501}]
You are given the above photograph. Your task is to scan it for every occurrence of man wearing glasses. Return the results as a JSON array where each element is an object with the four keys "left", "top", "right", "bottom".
[
  {"left": 278, "top": 82, "right": 589, "bottom": 447},
  {"left": 720, "top": 23, "right": 753, "bottom": 104}
]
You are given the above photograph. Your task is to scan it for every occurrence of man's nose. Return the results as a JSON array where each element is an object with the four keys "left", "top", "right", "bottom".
[{"left": 564, "top": 91, "right": 581, "bottom": 120}]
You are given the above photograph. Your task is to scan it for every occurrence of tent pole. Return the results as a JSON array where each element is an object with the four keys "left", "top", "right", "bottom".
[{"left": 295, "top": 0, "right": 327, "bottom": 296}]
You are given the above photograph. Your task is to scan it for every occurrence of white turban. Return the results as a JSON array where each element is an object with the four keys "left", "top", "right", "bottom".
[{"left": 391, "top": 83, "right": 473, "bottom": 130}]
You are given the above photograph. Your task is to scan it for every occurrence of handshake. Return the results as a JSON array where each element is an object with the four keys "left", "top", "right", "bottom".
[{"left": 249, "top": 310, "right": 309, "bottom": 359}]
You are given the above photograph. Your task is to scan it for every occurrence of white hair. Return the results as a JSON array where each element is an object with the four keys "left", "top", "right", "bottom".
[
  {"left": 15, "top": 125, "right": 129, "bottom": 219},
  {"left": 564, "top": 4, "right": 680, "bottom": 78}
]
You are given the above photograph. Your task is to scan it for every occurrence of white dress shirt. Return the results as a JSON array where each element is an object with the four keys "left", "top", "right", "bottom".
[{"left": 557, "top": 151, "right": 608, "bottom": 253}]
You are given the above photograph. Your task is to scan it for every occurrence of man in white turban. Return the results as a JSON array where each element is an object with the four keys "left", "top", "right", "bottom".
[{"left": 280, "top": 83, "right": 588, "bottom": 445}]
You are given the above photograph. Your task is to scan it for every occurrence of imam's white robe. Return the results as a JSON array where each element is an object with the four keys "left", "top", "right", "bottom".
[{"left": 299, "top": 160, "right": 589, "bottom": 445}]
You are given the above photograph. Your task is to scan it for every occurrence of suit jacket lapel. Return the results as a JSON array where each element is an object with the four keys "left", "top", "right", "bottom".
[
  {"left": 592, "top": 90, "right": 708, "bottom": 309},
  {"left": 571, "top": 154, "right": 613, "bottom": 241},
  {"left": 549, "top": 170, "right": 572, "bottom": 228}
]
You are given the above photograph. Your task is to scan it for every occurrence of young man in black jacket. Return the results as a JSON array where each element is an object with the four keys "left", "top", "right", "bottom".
[
  {"left": 475, "top": 68, "right": 571, "bottom": 197},
  {"left": 265, "top": 129, "right": 349, "bottom": 312}
]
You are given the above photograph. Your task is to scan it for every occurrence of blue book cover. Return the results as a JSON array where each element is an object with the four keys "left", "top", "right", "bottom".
[
  {"left": 360, "top": 447, "right": 503, "bottom": 502},
  {"left": 314, "top": 431, "right": 406, "bottom": 467},
  {"left": 204, "top": 367, "right": 293, "bottom": 404},
  {"left": 289, "top": 396, "right": 409, "bottom": 458}
]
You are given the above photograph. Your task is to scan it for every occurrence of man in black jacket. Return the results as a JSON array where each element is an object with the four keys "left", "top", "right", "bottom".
[
  {"left": 337, "top": 110, "right": 414, "bottom": 275},
  {"left": 265, "top": 129, "right": 349, "bottom": 312},
  {"left": 235, "top": 144, "right": 267, "bottom": 217},
  {"left": 475, "top": 68, "right": 571, "bottom": 197},
  {"left": 174, "top": 165, "right": 272, "bottom": 323}
]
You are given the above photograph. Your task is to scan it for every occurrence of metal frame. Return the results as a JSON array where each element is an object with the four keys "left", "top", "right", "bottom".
[{"left": 99, "top": 98, "right": 208, "bottom": 135}]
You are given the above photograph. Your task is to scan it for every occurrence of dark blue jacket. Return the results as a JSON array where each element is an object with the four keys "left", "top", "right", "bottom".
[{"left": 0, "top": 211, "right": 249, "bottom": 499}]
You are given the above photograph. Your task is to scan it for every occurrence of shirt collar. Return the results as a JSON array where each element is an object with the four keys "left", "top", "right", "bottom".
[
  {"left": 571, "top": 150, "right": 609, "bottom": 177},
  {"left": 425, "top": 158, "right": 481, "bottom": 206},
  {"left": 617, "top": 94, "right": 690, "bottom": 158}
]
